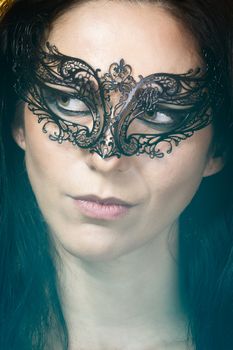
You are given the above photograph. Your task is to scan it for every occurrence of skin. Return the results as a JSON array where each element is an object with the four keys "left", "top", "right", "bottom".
[{"left": 13, "top": 1, "right": 223, "bottom": 349}]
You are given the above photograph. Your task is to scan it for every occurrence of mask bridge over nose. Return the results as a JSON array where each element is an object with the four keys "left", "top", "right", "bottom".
[{"left": 89, "top": 107, "right": 122, "bottom": 159}]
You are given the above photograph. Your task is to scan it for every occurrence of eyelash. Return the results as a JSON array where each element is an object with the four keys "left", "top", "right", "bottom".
[
  {"left": 56, "top": 95, "right": 90, "bottom": 115},
  {"left": 138, "top": 107, "right": 188, "bottom": 132},
  {"left": 144, "top": 110, "right": 173, "bottom": 123}
]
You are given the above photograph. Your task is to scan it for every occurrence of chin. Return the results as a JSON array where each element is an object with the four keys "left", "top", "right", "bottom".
[
  {"left": 64, "top": 244, "right": 127, "bottom": 263},
  {"left": 51, "top": 224, "right": 131, "bottom": 263}
]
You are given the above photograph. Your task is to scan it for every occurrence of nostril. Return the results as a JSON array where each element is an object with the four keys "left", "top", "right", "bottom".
[{"left": 85, "top": 149, "right": 130, "bottom": 174}]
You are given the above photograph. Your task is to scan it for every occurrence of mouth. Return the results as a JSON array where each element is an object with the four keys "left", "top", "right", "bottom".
[{"left": 70, "top": 195, "right": 136, "bottom": 221}]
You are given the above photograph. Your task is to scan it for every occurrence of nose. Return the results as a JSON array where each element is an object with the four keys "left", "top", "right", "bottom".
[
  {"left": 85, "top": 150, "right": 131, "bottom": 173},
  {"left": 83, "top": 117, "right": 132, "bottom": 173}
]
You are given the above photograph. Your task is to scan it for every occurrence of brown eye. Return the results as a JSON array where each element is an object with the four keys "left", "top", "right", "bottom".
[
  {"left": 57, "top": 95, "right": 70, "bottom": 107},
  {"left": 56, "top": 94, "right": 90, "bottom": 113},
  {"left": 42, "top": 88, "right": 94, "bottom": 129}
]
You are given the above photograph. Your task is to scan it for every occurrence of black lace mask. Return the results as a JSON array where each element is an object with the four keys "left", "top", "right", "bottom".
[{"left": 14, "top": 42, "right": 223, "bottom": 158}]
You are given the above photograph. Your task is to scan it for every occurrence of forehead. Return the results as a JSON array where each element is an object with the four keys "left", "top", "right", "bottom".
[{"left": 48, "top": 1, "right": 202, "bottom": 76}]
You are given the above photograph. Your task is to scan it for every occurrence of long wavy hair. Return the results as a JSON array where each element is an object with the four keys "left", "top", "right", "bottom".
[{"left": 0, "top": 1, "right": 233, "bottom": 349}]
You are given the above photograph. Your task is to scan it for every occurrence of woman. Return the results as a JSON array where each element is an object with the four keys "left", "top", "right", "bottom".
[{"left": 0, "top": 0, "right": 233, "bottom": 349}]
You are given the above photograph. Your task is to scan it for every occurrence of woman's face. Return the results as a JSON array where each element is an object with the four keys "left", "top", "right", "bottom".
[{"left": 14, "top": 1, "right": 222, "bottom": 262}]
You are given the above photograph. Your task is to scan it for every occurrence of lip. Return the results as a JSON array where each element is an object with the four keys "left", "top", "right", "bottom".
[{"left": 71, "top": 195, "right": 136, "bottom": 221}]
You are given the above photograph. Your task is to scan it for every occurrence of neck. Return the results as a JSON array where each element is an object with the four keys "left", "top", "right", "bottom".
[{"left": 56, "top": 223, "right": 189, "bottom": 349}]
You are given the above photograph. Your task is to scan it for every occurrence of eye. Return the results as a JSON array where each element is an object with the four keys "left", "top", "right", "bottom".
[
  {"left": 145, "top": 110, "right": 174, "bottom": 125},
  {"left": 133, "top": 109, "right": 184, "bottom": 134},
  {"left": 42, "top": 88, "right": 94, "bottom": 128},
  {"left": 42, "top": 88, "right": 92, "bottom": 118},
  {"left": 56, "top": 94, "right": 90, "bottom": 115},
  {"left": 142, "top": 110, "right": 176, "bottom": 130}
]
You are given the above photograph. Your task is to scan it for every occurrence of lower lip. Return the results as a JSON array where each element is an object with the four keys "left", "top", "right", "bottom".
[{"left": 74, "top": 199, "right": 131, "bottom": 220}]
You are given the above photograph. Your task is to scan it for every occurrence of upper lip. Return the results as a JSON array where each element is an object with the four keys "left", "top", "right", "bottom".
[{"left": 72, "top": 195, "right": 136, "bottom": 207}]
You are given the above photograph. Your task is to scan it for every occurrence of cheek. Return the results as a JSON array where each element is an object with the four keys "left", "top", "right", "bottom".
[
  {"left": 142, "top": 127, "right": 213, "bottom": 223},
  {"left": 24, "top": 126, "right": 59, "bottom": 190},
  {"left": 22, "top": 110, "right": 76, "bottom": 205}
]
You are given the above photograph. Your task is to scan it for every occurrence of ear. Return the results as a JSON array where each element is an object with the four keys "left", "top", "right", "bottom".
[
  {"left": 11, "top": 101, "right": 27, "bottom": 151},
  {"left": 203, "top": 154, "right": 225, "bottom": 177},
  {"left": 12, "top": 125, "right": 26, "bottom": 151}
]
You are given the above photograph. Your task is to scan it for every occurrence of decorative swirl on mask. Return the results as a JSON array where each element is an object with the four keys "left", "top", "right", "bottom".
[
  {"left": 111, "top": 68, "right": 214, "bottom": 157},
  {"left": 15, "top": 42, "right": 107, "bottom": 148}
]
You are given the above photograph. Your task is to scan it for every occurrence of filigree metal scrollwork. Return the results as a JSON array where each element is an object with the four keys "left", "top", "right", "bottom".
[{"left": 13, "top": 42, "right": 223, "bottom": 159}]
